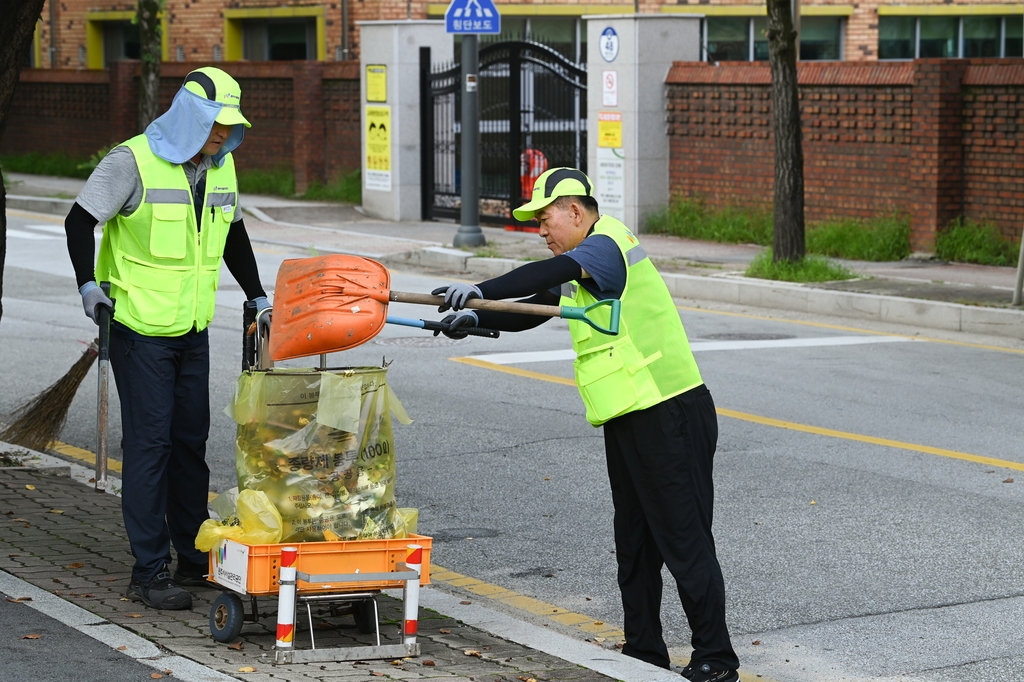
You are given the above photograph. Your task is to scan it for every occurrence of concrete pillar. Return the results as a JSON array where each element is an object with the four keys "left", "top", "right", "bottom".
[
  {"left": 584, "top": 16, "right": 701, "bottom": 232},
  {"left": 358, "top": 21, "right": 452, "bottom": 221}
]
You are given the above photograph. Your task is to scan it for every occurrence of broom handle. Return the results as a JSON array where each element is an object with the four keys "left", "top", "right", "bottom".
[
  {"left": 389, "top": 291, "right": 563, "bottom": 317},
  {"left": 95, "top": 283, "right": 111, "bottom": 494}
]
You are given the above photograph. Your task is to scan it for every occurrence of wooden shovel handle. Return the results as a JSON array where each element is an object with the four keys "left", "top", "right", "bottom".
[{"left": 389, "top": 291, "right": 563, "bottom": 318}]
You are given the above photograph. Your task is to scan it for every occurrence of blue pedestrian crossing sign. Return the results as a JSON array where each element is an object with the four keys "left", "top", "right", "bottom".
[{"left": 445, "top": 0, "right": 501, "bottom": 34}]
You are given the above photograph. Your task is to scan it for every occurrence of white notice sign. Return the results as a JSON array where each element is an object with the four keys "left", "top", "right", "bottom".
[
  {"left": 602, "top": 70, "right": 618, "bottom": 107},
  {"left": 596, "top": 147, "right": 625, "bottom": 222},
  {"left": 213, "top": 539, "right": 249, "bottom": 593}
]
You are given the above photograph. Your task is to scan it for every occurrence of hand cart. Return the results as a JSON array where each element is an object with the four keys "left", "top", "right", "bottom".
[
  {"left": 206, "top": 301, "right": 433, "bottom": 663},
  {"left": 206, "top": 535, "right": 431, "bottom": 663}
]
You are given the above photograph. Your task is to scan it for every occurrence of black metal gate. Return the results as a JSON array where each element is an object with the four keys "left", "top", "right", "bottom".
[{"left": 419, "top": 41, "right": 587, "bottom": 226}]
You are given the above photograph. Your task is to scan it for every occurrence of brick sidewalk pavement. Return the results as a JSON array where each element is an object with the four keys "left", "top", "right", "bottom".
[{"left": 1, "top": 468, "right": 617, "bottom": 682}]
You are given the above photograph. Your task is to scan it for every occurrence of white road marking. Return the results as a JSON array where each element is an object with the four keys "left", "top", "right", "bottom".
[
  {"left": 471, "top": 335, "right": 915, "bottom": 365},
  {"left": 23, "top": 224, "right": 68, "bottom": 235},
  {"left": 7, "top": 229, "right": 61, "bottom": 240}
]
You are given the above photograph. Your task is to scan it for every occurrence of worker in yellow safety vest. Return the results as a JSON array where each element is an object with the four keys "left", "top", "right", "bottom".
[
  {"left": 64, "top": 67, "right": 269, "bottom": 611},
  {"left": 429, "top": 168, "right": 740, "bottom": 682}
]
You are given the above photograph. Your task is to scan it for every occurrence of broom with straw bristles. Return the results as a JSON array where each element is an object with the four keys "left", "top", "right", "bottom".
[{"left": 0, "top": 340, "right": 99, "bottom": 453}]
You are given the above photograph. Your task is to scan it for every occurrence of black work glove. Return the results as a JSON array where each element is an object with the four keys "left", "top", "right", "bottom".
[
  {"left": 431, "top": 283, "right": 482, "bottom": 312},
  {"left": 433, "top": 311, "right": 479, "bottom": 339}
]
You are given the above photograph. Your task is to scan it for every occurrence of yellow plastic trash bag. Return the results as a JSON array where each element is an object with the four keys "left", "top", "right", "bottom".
[
  {"left": 226, "top": 366, "right": 411, "bottom": 543},
  {"left": 195, "top": 489, "right": 284, "bottom": 552}
]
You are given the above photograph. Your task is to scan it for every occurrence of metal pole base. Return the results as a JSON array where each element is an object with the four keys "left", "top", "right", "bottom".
[{"left": 453, "top": 225, "right": 487, "bottom": 248}]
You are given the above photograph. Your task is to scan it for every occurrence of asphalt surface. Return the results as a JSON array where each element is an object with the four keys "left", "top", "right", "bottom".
[{"left": 4, "top": 172, "right": 1024, "bottom": 682}]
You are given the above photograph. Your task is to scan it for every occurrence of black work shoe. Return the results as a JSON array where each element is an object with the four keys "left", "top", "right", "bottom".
[
  {"left": 126, "top": 571, "right": 192, "bottom": 610},
  {"left": 172, "top": 559, "right": 212, "bottom": 587},
  {"left": 681, "top": 663, "right": 739, "bottom": 682}
]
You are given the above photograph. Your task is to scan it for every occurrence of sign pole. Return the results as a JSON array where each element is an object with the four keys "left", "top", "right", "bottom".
[{"left": 454, "top": 34, "right": 486, "bottom": 247}]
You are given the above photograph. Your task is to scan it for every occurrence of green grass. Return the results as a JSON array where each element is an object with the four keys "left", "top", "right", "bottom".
[
  {"left": 745, "top": 248, "right": 857, "bottom": 282},
  {"left": 303, "top": 169, "right": 361, "bottom": 204},
  {"left": 1, "top": 152, "right": 93, "bottom": 179},
  {"left": 236, "top": 166, "right": 295, "bottom": 197},
  {"left": 936, "top": 217, "right": 1019, "bottom": 267},
  {"left": 647, "top": 196, "right": 912, "bottom": 262},
  {"left": 646, "top": 196, "right": 772, "bottom": 245},
  {"left": 806, "top": 214, "right": 910, "bottom": 261}
]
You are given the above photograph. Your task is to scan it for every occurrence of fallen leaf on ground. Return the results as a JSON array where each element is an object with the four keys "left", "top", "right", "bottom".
[
  {"left": 120, "top": 597, "right": 130, "bottom": 601},
  {"left": 49, "top": 509, "right": 64, "bottom": 514},
  {"left": 52, "top": 579, "right": 61, "bottom": 583},
  {"left": 117, "top": 646, "right": 127, "bottom": 651},
  {"left": 459, "top": 600, "right": 472, "bottom": 605},
  {"left": 439, "top": 628, "right": 451, "bottom": 634},
  {"left": 390, "top": 660, "right": 403, "bottom": 666},
  {"left": 237, "top": 666, "right": 256, "bottom": 673},
  {"left": 150, "top": 674, "right": 163, "bottom": 679},
  {"left": 6, "top": 597, "right": 32, "bottom": 603},
  {"left": 1004, "top": 478, "right": 1014, "bottom": 483},
  {"left": 752, "top": 640, "right": 762, "bottom": 645},
  {"left": 127, "top": 613, "right": 143, "bottom": 618},
  {"left": 12, "top": 518, "right": 27, "bottom": 522},
  {"left": 371, "top": 673, "right": 384, "bottom": 677},
  {"left": 594, "top": 621, "right": 603, "bottom": 625},
  {"left": 810, "top": 500, "right": 817, "bottom": 505},
  {"left": 107, "top": 577, "right": 118, "bottom": 582},
  {"left": 422, "top": 660, "right": 435, "bottom": 666},
  {"left": 65, "top": 563, "right": 84, "bottom": 569},
  {"left": 21, "top": 634, "right": 42, "bottom": 639},
  {"left": 464, "top": 649, "right": 481, "bottom": 657},
  {"left": 25, "top": 485, "right": 35, "bottom": 490},
  {"left": 8, "top": 554, "right": 20, "bottom": 557},
  {"left": 228, "top": 642, "right": 243, "bottom": 650}
]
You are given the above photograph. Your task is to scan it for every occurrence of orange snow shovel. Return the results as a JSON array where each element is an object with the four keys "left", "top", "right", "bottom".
[{"left": 268, "top": 254, "right": 620, "bottom": 362}]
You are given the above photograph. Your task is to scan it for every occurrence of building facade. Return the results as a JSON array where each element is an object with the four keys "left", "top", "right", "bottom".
[{"left": 26, "top": 0, "right": 1024, "bottom": 70}]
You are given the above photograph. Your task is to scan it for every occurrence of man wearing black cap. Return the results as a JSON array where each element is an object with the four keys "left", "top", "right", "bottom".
[{"left": 430, "top": 167, "right": 740, "bottom": 682}]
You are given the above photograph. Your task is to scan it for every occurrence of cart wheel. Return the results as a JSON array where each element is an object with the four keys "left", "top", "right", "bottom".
[
  {"left": 353, "top": 598, "right": 377, "bottom": 634},
  {"left": 209, "top": 593, "right": 245, "bottom": 642}
]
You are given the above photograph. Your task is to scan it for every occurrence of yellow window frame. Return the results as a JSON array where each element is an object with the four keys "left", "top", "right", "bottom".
[
  {"left": 85, "top": 10, "right": 170, "bottom": 70},
  {"left": 223, "top": 6, "right": 326, "bottom": 62}
]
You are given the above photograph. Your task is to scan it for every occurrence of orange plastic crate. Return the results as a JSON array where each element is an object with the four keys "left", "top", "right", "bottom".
[{"left": 209, "top": 534, "right": 432, "bottom": 596}]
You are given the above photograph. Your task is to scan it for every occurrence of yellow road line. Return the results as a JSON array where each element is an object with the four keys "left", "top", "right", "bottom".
[
  {"left": 450, "top": 358, "right": 1024, "bottom": 473},
  {"left": 677, "top": 304, "right": 1024, "bottom": 355}
]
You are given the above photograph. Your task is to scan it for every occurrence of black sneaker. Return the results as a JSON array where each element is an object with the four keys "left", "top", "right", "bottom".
[
  {"left": 172, "top": 559, "right": 212, "bottom": 587},
  {"left": 126, "top": 571, "right": 192, "bottom": 610},
  {"left": 681, "top": 663, "right": 739, "bottom": 682}
]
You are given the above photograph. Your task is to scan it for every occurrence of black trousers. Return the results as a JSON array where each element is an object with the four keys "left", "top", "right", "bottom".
[
  {"left": 603, "top": 384, "right": 739, "bottom": 672},
  {"left": 110, "top": 327, "right": 212, "bottom": 583}
]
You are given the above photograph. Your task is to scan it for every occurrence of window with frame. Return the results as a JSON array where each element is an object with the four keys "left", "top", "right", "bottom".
[
  {"left": 705, "top": 16, "right": 844, "bottom": 62},
  {"left": 242, "top": 19, "right": 315, "bottom": 60},
  {"left": 879, "top": 15, "right": 1024, "bottom": 59}
]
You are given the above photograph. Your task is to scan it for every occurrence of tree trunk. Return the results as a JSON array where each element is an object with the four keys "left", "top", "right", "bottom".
[
  {"left": 0, "top": 0, "right": 48, "bottom": 326},
  {"left": 137, "top": 0, "right": 162, "bottom": 131},
  {"left": 766, "top": 0, "right": 805, "bottom": 263}
]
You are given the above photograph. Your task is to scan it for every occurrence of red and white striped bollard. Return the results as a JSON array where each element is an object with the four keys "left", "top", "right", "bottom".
[
  {"left": 275, "top": 546, "right": 298, "bottom": 652},
  {"left": 402, "top": 544, "right": 422, "bottom": 644}
]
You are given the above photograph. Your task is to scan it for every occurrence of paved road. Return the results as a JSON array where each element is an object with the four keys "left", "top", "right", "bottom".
[{"left": 4, "top": 209, "right": 1024, "bottom": 681}]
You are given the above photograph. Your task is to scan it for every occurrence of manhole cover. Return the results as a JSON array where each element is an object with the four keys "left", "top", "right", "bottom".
[
  {"left": 700, "top": 333, "right": 795, "bottom": 341},
  {"left": 374, "top": 336, "right": 466, "bottom": 348},
  {"left": 429, "top": 528, "right": 500, "bottom": 542}
]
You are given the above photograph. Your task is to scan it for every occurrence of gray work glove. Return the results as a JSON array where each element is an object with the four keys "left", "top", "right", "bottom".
[
  {"left": 431, "top": 283, "right": 482, "bottom": 312},
  {"left": 433, "top": 311, "right": 478, "bottom": 339},
  {"left": 79, "top": 281, "right": 113, "bottom": 324},
  {"left": 252, "top": 296, "right": 272, "bottom": 337}
]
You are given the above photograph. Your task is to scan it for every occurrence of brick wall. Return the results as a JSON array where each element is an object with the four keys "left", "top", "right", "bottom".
[
  {"left": 666, "top": 59, "right": 1024, "bottom": 253},
  {"left": 3, "top": 60, "right": 361, "bottom": 193}
]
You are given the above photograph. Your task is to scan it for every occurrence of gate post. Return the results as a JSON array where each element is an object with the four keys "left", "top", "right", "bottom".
[
  {"left": 454, "top": 34, "right": 487, "bottom": 247},
  {"left": 359, "top": 21, "right": 452, "bottom": 222},
  {"left": 584, "top": 16, "right": 701, "bottom": 231}
]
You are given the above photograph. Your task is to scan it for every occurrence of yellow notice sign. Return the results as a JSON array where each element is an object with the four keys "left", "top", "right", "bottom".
[
  {"left": 598, "top": 111, "right": 623, "bottom": 148},
  {"left": 365, "top": 105, "right": 392, "bottom": 191},
  {"left": 366, "top": 65, "right": 387, "bottom": 103}
]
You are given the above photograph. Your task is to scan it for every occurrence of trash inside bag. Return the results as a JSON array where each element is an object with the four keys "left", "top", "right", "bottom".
[
  {"left": 195, "top": 489, "right": 284, "bottom": 552},
  {"left": 226, "top": 366, "right": 411, "bottom": 543}
]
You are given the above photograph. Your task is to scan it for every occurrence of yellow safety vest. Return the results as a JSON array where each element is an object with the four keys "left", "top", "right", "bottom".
[
  {"left": 560, "top": 215, "right": 704, "bottom": 426},
  {"left": 95, "top": 134, "right": 237, "bottom": 336}
]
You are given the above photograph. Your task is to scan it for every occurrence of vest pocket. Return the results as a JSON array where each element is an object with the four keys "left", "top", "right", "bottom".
[
  {"left": 574, "top": 342, "right": 638, "bottom": 422},
  {"left": 150, "top": 203, "right": 188, "bottom": 259},
  {"left": 126, "top": 261, "right": 183, "bottom": 328},
  {"left": 195, "top": 264, "right": 222, "bottom": 329}
]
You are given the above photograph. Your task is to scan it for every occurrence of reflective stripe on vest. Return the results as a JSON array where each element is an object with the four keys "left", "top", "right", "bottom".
[
  {"left": 560, "top": 215, "right": 703, "bottom": 426},
  {"left": 93, "top": 134, "right": 237, "bottom": 336}
]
